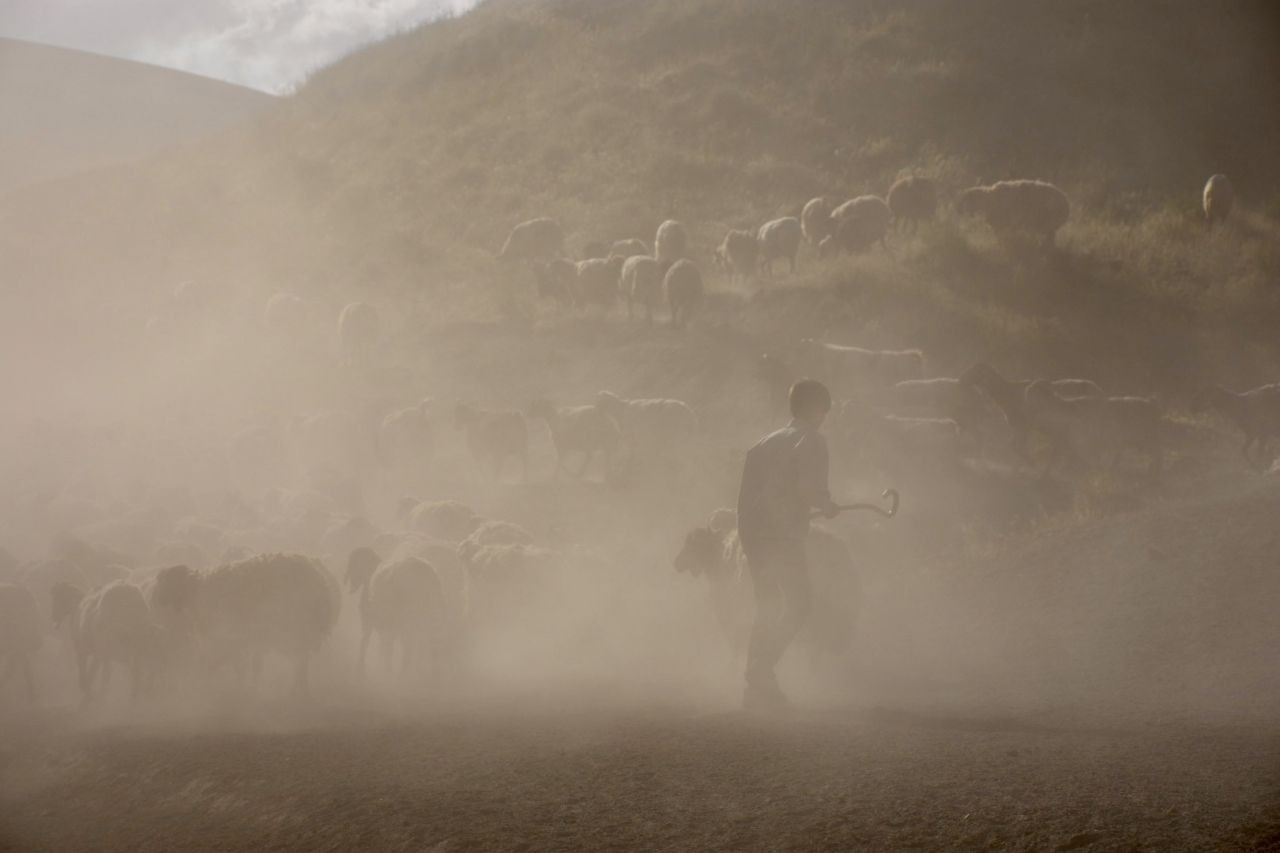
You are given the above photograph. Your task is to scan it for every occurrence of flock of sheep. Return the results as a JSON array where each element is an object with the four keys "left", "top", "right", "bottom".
[{"left": 0, "top": 168, "right": 1257, "bottom": 707}]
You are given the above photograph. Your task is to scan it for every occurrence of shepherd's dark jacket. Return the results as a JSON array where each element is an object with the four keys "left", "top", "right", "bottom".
[{"left": 736, "top": 419, "right": 831, "bottom": 546}]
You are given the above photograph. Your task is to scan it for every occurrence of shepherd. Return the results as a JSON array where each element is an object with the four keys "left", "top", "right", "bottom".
[{"left": 736, "top": 378, "right": 838, "bottom": 712}]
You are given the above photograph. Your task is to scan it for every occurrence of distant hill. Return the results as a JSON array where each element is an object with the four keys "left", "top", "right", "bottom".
[{"left": 0, "top": 38, "right": 273, "bottom": 194}]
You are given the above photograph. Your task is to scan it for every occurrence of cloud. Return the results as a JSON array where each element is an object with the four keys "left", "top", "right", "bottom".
[{"left": 0, "top": 0, "right": 478, "bottom": 94}]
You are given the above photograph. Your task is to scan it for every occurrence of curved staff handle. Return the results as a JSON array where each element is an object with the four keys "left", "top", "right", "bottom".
[{"left": 814, "top": 488, "right": 900, "bottom": 519}]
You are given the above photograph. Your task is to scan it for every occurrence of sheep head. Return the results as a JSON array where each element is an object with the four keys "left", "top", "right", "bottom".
[
  {"left": 345, "top": 547, "right": 381, "bottom": 592},
  {"left": 674, "top": 527, "right": 723, "bottom": 577},
  {"left": 956, "top": 187, "right": 988, "bottom": 216},
  {"left": 49, "top": 580, "right": 83, "bottom": 628},
  {"left": 152, "top": 564, "right": 201, "bottom": 613}
]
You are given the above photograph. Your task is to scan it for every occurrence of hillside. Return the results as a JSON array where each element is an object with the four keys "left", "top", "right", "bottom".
[
  {"left": 0, "top": 38, "right": 273, "bottom": 194},
  {"left": 2, "top": 0, "right": 1280, "bottom": 396}
]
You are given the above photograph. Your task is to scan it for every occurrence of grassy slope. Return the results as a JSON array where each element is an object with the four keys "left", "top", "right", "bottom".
[
  {"left": 2, "top": 0, "right": 1279, "bottom": 390},
  {"left": 0, "top": 38, "right": 273, "bottom": 194}
]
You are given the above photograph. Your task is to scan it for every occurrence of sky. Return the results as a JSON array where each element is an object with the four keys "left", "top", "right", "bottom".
[{"left": 0, "top": 0, "right": 479, "bottom": 94}]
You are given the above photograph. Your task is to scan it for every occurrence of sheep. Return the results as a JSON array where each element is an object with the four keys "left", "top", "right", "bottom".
[
  {"left": 887, "top": 176, "right": 938, "bottom": 233},
  {"left": 0, "top": 583, "right": 41, "bottom": 701},
  {"left": 1191, "top": 383, "right": 1280, "bottom": 468},
  {"left": 51, "top": 580, "right": 160, "bottom": 702},
  {"left": 621, "top": 255, "right": 663, "bottom": 324},
  {"left": 378, "top": 399, "right": 434, "bottom": 471},
  {"left": 673, "top": 517, "right": 859, "bottom": 656},
  {"left": 664, "top": 259, "right": 704, "bottom": 330},
  {"left": 498, "top": 218, "right": 564, "bottom": 262},
  {"left": 654, "top": 219, "right": 688, "bottom": 270},
  {"left": 714, "top": 230, "right": 758, "bottom": 285},
  {"left": 800, "top": 339, "right": 925, "bottom": 396},
  {"left": 153, "top": 541, "right": 210, "bottom": 572},
  {"left": 855, "top": 414, "right": 968, "bottom": 475},
  {"left": 453, "top": 403, "right": 529, "bottom": 482},
  {"left": 527, "top": 400, "right": 620, "bottom": 479},
  {"left": 610, "top": 238, "right": 650, "bottom": 258},
  {"left": 458, "top": 542, "right": 563, "bottom": 631},
  {"left": 149, "top": 553, "right": 338, "bottom": 695},
  {"left": 459, "top": 520, "right": 535, "bottom": 553},
  {"left": 756, "top": 217, "right": 803, "bottom": 276},
  {"left": 959, "top": 363, "right": 1104, "bottom": 460},
  {"left": 820, "top": 195, "right": 892, "bottom": 256},
  {"left": 801, "top": 197, "right": 834, "bottom": 246},
  {"left": 291, "top": 409, "right": 373, "bottom": 478},
  {"left": 1023, "top": 380, "right": 1162, "bottom": 477},
  {"left": 1203, "top": 174, "right": 1234, "bottom": 226},
  {"left": 263, "top": 292, "right": 313, "bottom": 337},
  {"left": 345, "top": 550, "right": 446, "bottom": 678},
  {"left": 338, "top": 301, "right": 379, "bottom": 366},
  {"left": 406, "top": 500, "right": 483, "bottom": 543},
  {"left": 20, "top": 558, "right": 89, "bottom": 621},
  {"left": 957, "top": 180, "right": 1070, "bottom": 247},
  {"left": 581, "top": 240, "right": 608, "bottom": 261},
  {"left": 532, "top": 258, "right": 576, "bottom": 309},
  {"left": 320, "top": 515, "right": 381, "bottom": 562},
  {"left": 573, "top": 255, "right": 626, "bottom": 310},
  {"left": 594, "top": 391, "right": 698, "bottom": 446}
]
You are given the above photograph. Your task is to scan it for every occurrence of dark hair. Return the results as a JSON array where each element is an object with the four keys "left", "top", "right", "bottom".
[{"left": 789, "top": 379, "right": 832, "bottom": 418}]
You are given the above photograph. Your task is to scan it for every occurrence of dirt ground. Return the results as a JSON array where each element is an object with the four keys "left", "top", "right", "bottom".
[{"left": 2, "top": 702, "right": 1278, "bottom": 852}]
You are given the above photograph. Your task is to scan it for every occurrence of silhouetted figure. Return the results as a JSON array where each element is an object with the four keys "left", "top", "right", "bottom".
[{"left": 736, "top": 379, "right": 839, "bottom": 711}]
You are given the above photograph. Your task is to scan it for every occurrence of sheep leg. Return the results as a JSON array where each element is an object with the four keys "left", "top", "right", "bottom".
[
  {"left": 358, "top": 626, "right": 372, "bottom": 676},
  {"left": 788, "top": 254, "right": 796, "bottom": 275},
  {"left": 574, "top": 451, "right": 591, "bottom": 479},
  {"left": 83, "top": 655, "right": 102, "bottom": 703}
]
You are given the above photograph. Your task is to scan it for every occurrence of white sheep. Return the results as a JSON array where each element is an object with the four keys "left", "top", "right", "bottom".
[
  {"left": 594, "top": 391, "right": 698, "bottom": 445},
  {"left": 610, "top": 237, "right": 650, "bottom": 258},
  {"left": 572, "top": 255, "right": 626, "bottom": 310},
  {"left": 345, "top": 550, "right": 446, "bottom": 678},
  {"left": 800, "top": 338, "right": 925, "bottom": 396},
  {"left": 149, "top": 553, "right": 339, "bottom": 695},
  {"left": 378, "top": 399, "right": 434, "bottom": 472},
  {"left": 820, "top": 195, "right": 892, "bottom": 256},
  {"left": 756, "top": 217, "right": 803, "bottom": 276},
  {"left": 714, "top": 230, "right": 758, "bottom": 285},
  {"left": 957, "top": 180, "right": 1070, "bottom": 247},
  {"left": 51, "top": 579, "right": 160, "bottom": 702},
  {"left": 801, "top": 197, "right": 834, "bottom": 246},
  {"left": 498, "top": 218, "right": 565, "bottom": 262},
  {"left": 1203, "top": 174, "right": 1234, "bottom": 226},
  {"left": 527, "top": 400, "right": 620, "bottom": 479},
  {"left": 664, "top": 259, "right": 704, "bottom": 330},
  {"left": 454, "top": 403, "right": 529, "bottom": 481},
  {"left": 1023, "top": 380, "right": 1162, "bottom": 477},
  {"left": 654, "top": 219, "right": 688, "bottom": 269},
  {"left": 887, "top": 176, "right": 938, "bottom": 233},
  {"left": 338, "top": 301, "right": 379, "bottom": 366},
  {"left": 263, "top": 292, "right": 314, "bottom": 337},
  {"left": 0, "top": 583, "right": 41, "bottom": 701},
  {"left": 621, "top": 255, "right": 663, "bottom": 324},
  {"left": 1191, "top": 382, "right": 1280, "bottom": 468}
]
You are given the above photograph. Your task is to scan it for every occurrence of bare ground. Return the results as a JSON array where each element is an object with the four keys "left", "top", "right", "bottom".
[{"left": 2, "top": 704, "right": 1278, "bottom": 852}]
